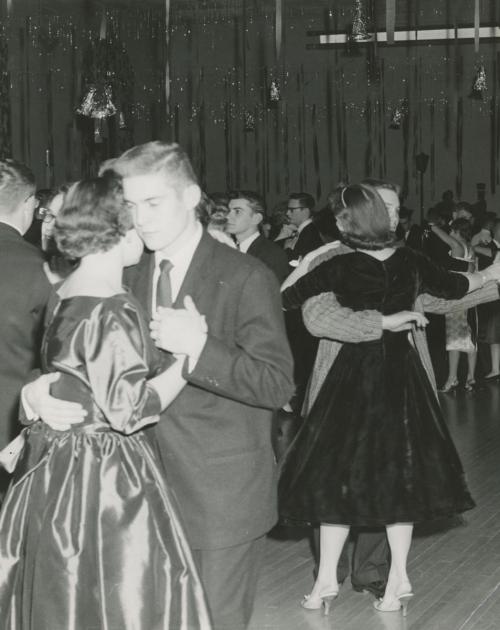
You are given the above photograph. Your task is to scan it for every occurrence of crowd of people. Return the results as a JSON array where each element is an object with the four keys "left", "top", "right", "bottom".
[{"left": 0, "top": 144, "right": 500, "bottom": 629}]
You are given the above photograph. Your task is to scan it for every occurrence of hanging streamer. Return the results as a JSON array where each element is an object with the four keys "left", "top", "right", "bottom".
[
  {"left": 275, "top": 0, "right": 282, "bottom": 61},
  {"left": 456, "top": 97, "right": 463, "bottom": 197},
  {"left": 430, "top": 99, "right": 436, "bottom": 200},
  {"left": 386, "top": 0, "right": 396, "bottom": 45},
  {"left": 474, "top": 0, "right": 480, "bottom": 54},
  {"left": 6, "top": 0, "right": 12, "bottom": 15},
  {"left": 165, "top": 0, "right": 171, "bottom": 115},
  {"left": 99, "top": 7, "right": 107, "bottom": 40},
  {"left": 311, "top": 104, "right": 321, "bottom": 201},
  {"left": 364, "top": 96, "right": 372, "bottom": 175}
]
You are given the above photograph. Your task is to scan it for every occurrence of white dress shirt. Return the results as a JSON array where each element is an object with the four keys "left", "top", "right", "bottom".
[
  {"left": 237, "top": 231, "right": 260, "bottom": 253},
  {"left": 152, "top": 222, "right": 203, "bottom": 312}
]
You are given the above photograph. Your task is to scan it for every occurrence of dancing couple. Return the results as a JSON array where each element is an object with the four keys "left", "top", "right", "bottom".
[
  {"left": 279, "top": 182, "right": 500, "bottom": 616},
  {"left": 0, "top": 143, "right": 294, "bottom": 629}
]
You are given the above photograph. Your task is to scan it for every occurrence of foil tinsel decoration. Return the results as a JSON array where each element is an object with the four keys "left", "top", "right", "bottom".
[
  {"left": 269, "top": 79, "right": 281, "bottom": 103},
  {"left": 389, "top": 100, "right": 408, "bottom": 130},
  {"left": 469, "top": 65, "right": 487, "bottom": 100},
  {"left": 351, "top": 0, "right": 372, "bottom": 42},
  {"left": 244, "top": 110, "right": 255, "bottom": 132},
  {"left": 118, "top": 111, "right": 126, "bottom": 129},
  {"left": 76, "top": 83, "right": 117, "bottom": 119}
]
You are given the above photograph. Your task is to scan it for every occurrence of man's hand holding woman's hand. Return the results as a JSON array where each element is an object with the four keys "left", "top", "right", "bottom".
[
  {"left": 150, "top": 296, "right": 208, "bottom": 365},
  {"left": 382, "top": 311, "right": 429, "bottom": 333}
]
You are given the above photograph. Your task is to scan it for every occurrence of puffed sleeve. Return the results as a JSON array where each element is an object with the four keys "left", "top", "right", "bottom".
[
  {"left": 413, "top": 250, "right": 470, "bottom": 300},
  {"left": 84, "top": 299, "right": 162, "bottom": 434},
  {"left": 282, "top": 258, "right": 342, "bottom": 310}
]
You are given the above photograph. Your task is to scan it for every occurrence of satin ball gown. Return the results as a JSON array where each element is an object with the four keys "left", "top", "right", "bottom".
[{"left": 0, "top": 293, "right": 211, "bottom": 630}]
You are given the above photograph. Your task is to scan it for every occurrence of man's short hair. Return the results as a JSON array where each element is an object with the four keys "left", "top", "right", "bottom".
[
  {"left": 228, "top": 190, "right": 266, "bottom": 219},
  {"left": 288, "top": 192, "right": 315, "bottom": 211},
  {"left": 100, "top": 141, "right": 198, "bottom": 191},
  {"left": 0, "top": 159, "right": 36, "bottom": 214}
]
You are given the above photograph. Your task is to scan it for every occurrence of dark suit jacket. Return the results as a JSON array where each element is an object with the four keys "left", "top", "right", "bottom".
[
  {"left": 247, "top": 234, "right": 290, "bottom": 283},
  {"left": 291, "top": 221, "right": 323, "bottom": 260},
  {"left": 0, "top": 222, "right": 52, "bottom": 448},
  {"left": 124, "top": 230, "right": 294, "bottom": 549}
]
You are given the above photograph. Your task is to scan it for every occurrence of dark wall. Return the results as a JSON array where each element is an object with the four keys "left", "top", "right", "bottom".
[{"left": 4, "top": 0, "right": 500, "bottom": 215}]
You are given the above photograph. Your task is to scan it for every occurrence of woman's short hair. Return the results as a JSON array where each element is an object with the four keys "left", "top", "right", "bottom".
[
  {"left": 334, "top": 183, "right": 395, "bottom": 250},
  {"left": 54, "top": 174, "right": 132, "bottom": 259}
]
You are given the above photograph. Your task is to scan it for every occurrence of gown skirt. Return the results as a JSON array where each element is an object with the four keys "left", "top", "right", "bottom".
[
  {"left": 0, "top": 294, "right": 211, "bottom": 630},
  {"left": 279, "top": 330, "right": 475, "bottom": 527}
]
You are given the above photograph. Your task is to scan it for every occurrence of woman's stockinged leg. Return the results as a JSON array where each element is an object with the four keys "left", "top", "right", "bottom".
[
  {"left": 310, "top": 523, "right": 350, "bottom": 597},
  {"left": 383, "top": 523, "right": 413, "bottom": 598}
]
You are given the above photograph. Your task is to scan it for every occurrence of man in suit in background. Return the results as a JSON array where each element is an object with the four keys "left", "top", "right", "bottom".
[
  {"left": 25, "top": 142, "right": 294, "bottom": 630},
  {"left": 282, "top": 192, "right": 323, "bottom": 412},
  {"left": 285, "top": 192, "right": 323, "bottom": 263},
  {"left": 0, "top": 159, "right": 52, "bottom": 495},
  {"left": 226, "top": 190, "right": 290, "bottom": 283}
]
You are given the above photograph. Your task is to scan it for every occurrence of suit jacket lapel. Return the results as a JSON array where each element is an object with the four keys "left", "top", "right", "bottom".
[{"left": 174, "top": 230, "right": 214, "bottom": 308}]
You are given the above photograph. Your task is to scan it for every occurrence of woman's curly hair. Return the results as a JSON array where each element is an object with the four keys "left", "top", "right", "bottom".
[{"left": 54, "top": 174, "right": 132, "bottom": 259}]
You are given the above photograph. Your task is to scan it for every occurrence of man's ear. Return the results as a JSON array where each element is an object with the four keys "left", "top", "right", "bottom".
[
  {"left": 253, "top": 212, "right": 264, "bottom": 227},
  {"left": 182, "top": 184, "right": 202, "bottom": 210}
]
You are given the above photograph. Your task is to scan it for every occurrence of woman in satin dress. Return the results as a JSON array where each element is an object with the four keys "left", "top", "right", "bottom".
[
  {"left": 0, "top": 175, "right": 212, "bottom": 629},
  {"left": 278, "top": 184, "right": 499, "bottom": 617}
]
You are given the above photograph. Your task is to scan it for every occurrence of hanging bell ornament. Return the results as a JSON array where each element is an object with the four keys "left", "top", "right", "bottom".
[
  {"left": 244, "top": 110, "right": 255, "bottom": 132},
  {"left": 76, "top": 83, "right": 117, "bottom": 119},
  {"left": 389, "top": 100, "right": 408, "bottom": 130},
  {"left": 469, "top": 65, "right": 487, "bottom": 100},
  {"left": 269, "top": 80, "right": 281, "bottom": 103},
  {"left": 351, "top": 0, "right": 372, "bottom": 42}
]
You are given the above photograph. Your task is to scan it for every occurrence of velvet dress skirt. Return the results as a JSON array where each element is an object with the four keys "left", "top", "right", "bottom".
[{"left": 279, "top": 331, "right": 475, "bottom": 527}]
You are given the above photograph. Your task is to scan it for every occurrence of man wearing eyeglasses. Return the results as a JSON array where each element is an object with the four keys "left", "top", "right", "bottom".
[
  {"left": 285, "top": 193, "right": 323, "bottom": 263},
  {"left": 0, "top": 159, "right": 52, "bottom": 497}
]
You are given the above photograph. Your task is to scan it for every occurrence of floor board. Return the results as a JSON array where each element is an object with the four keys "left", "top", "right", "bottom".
[{"left": 248, "top": 383, "right": 500, "bottom": 630}]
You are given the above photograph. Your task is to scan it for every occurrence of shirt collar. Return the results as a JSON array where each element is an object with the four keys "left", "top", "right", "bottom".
[
  {"left": 154, "top": 221, "right": 203, "bottom": 269},
  {"left": 238, "top": 231, "right": 260, "bottom": 253}
]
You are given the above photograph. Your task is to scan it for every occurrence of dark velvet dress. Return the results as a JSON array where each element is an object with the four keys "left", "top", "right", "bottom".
[
  {"left": 279, "top": 248, "right": 475, "bottom": 526},
  {"left": 0, "top": 294, "right": 211, "bottom": 630}
]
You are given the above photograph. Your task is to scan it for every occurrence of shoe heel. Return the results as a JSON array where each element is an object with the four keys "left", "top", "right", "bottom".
[
  {"left": 322, "top": 594, "right": 337, "bottom": 616},
  {"left": 399, "top": 593, "right": 413, "bottom": 617}
]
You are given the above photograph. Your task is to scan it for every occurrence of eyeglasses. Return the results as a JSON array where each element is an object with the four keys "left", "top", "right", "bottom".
[{"left": 37, "top": 206, "right": 56, "bottom": 223}]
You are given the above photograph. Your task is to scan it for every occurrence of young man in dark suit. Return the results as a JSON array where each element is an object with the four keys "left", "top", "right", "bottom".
[
  {"left": 226, "top": 190, "right": 290, "bottom": 283},
  {"left": 285, "top": 192, "right": 323, "bottom": 262},
  {"left": 0, "top": 160, "right": 52, "bottom": 495},
  {"left": 24, "top": 142, "right": 294, "bottom": 630}
]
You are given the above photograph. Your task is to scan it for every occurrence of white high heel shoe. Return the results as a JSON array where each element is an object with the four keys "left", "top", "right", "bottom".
[{"left": 301, "top": 588, "right": 339, "bottom": 616}]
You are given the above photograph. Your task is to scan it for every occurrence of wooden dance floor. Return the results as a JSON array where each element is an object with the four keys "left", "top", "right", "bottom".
[{"left": 249, "top": 383, "right": 500, "bottom": 630}]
